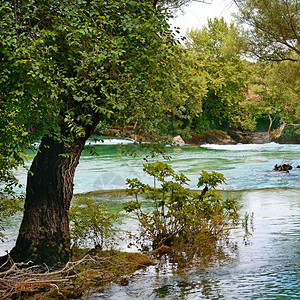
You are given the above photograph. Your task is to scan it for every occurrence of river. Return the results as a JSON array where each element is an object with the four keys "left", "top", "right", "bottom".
[{"left": 1, "top": 139, "right": 300, "bottom": 299}]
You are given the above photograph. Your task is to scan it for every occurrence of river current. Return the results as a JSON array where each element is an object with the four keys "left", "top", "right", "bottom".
[{"left": 1, "top": 139, "right": 300, "bottom": 299}]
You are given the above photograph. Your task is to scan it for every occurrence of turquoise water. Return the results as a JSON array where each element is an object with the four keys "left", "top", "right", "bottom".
[
  {"left": 1, "top": 140, "right": 300, "bottom": 299},
  {"left": 89, "top": 188, "right": 300, "bottom": 299},
  {"left": 74, "top": 141, "right": 300, "bottom": 192},
  {"left": 14, "top": 140, "right": 300, "bottom": 193}
]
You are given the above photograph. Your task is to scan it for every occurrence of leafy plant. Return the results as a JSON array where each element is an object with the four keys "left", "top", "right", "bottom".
[
  {"left": 124, "top": 161, "right": 240, "bottom": 250},
  {"left": 69, "top": 196, "right": 121, "bottom": 249},
  {"left": 0, "top": 196, "right": 23, "bottom": 242}
]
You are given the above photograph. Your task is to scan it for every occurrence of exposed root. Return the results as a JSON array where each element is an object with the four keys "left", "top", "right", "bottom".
[
  {"left": 0, "top": 251, "right": 153, "bottom": 299},
  {"left": 0, "top": 254, "right": 92, "bottom": 299}
]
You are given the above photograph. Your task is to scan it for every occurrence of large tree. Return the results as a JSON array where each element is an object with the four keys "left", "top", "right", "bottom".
[
  {"left": 234, "top": 0, "right": 300, "bottom": 61},
  {"left": 247, "top": 59, "right": 300, "bottom": 134},
  {"left": 0, "top": 0, "right": 197, "bottom": 265},
  {"left": 185, "top": 18, "right": 250, "bottom": 132},
  {"left": 233, "top": 0, "right": 300, "bottom": 134}
]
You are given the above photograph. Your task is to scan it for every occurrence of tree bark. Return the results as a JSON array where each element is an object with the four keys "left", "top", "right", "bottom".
[{"left": 9, "top": 135, "right": 85, "bottom": 266}]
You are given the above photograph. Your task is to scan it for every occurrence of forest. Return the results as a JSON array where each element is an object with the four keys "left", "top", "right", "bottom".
[{"left": 0, "top": 0, "right": 299, "bottom": 298}]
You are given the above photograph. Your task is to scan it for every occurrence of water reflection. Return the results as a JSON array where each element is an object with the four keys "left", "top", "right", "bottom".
[{"left": 88, "top": 188, "right": 300, "bottom": 300}]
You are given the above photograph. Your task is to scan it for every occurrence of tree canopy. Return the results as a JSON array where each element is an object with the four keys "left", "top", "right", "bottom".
[
  {"left": 185, "top": 18, "right": 250, "bottom": 132},
  {"left": 246, "top": 59, "right": 300, "bottom": 133},
  {"left": 233, "top": 0, "right": 300, "bottom": 134},
  {"left": 0, "top": 0, "right": 180, "bottom": 187},
  {"left": 234, "top": 0, "right": 300, "bottom": 61},
  {"left": 154, "top": 0, "right": 213, "bottom": 9}
]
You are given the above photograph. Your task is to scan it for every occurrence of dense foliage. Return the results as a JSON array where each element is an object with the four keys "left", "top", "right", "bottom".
[
  {"left": 247, "top": 60, "right": 300, "bottom": 134},
  {"left": 0, "top": 0, "right": 203, "bottom": 189},
  {"left": 185, "top": 18, "right": 251, "bottom": 133},
  {"left": 1, "top": 0, "right": 178, "bottom": 141}
]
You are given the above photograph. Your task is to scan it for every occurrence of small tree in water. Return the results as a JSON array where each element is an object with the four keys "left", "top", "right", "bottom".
[
  {"left": 124, "top": 162, "right": 240, "bottom": 249},
  {"left": 69, "top": 196, "right": 121, "bottom": 250}
]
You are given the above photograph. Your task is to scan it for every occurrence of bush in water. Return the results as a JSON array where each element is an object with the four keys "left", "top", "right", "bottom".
[
  {"left": 124, "top": 161, "right": 240, "bottom": 249},
  {"left": 69, "top": 196, "right": 121, "bottom": 250},
  {"left": 0, "top": 196, "right": 23, "bottom": 242}
]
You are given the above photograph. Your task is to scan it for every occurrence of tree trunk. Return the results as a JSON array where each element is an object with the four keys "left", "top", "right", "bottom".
[
  {"left": 9, "top": 135, "right": 85, "bottom": 266},
  {"left": 267, "top": 113, "right": 273, "bottom": 134},
  {"left": 277, "top": 122, "right": 286, "bottom": 138}
]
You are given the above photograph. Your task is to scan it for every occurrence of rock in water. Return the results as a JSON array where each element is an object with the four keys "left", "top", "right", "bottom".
[
  {"left": 172, "top": 135, "right": 185, "bottom": 144},
  {"left": 273, "top": 164, "right": 292, "bottom": 173}
]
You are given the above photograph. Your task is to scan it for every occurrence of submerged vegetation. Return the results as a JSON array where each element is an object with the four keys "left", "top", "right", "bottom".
[
  {"left": 0, "top": 164, "right": 241, "bottom": 299},
  {"left": 124, "top": 162, "right": 240, "bottom": 250},
  {"left": 0, "top": 162, "right": 241, "bottom": 298},
  {"left": 69, "top": 196, "right": 122, "bottom": 250}
]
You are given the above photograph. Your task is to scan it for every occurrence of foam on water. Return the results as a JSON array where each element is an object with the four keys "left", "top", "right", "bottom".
[
  {"left": 200, "top": 142, "right": 300, "bottom": 152},
  {"left": 18, "top": 142, "right": 300, "bottom": 194},
  {"left": 85, "top": 138, "right": 134, "bottom": 145},
  {"left": 31, "top": 137, "right": 135, "bottom": 148}
]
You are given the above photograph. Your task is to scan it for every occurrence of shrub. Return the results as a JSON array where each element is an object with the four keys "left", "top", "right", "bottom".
[
  {"left": 0, "top": 196, "right": 23, "bottom": 242},
  {"left": 124, "top": 161, "right": 240, "bottom": 249},
  {"left": 69, "top": 196, "right": 121, "bottom": 249}
]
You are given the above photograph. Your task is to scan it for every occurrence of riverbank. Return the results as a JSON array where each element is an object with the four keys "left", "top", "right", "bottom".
[
  {"left": 185, "top": 129, "right": 300, "bottom": 146},
  {"left": 0, "top": 249, "right": 154, "bottom": 299},
  {"left": 97, "top": 128, "right": 300, "bottom": 146}
]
